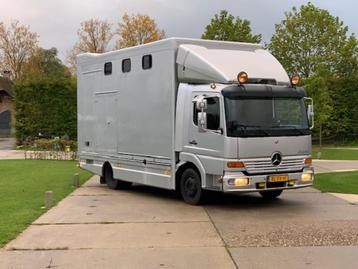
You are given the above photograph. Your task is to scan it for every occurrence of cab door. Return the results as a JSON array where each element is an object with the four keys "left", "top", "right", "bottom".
[{"left": 184, "top": 92, "right": 225, "bottom": 159}]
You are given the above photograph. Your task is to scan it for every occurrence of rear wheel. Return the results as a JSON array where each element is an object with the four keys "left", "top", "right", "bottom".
[
  {"left": 180, "top": 168, "right": 204, "bottom": 205},
  {"left": 104, "top": 165, "right": 132, "bottom": 190},
  {"left": 104, "top": 165, "right": 118, "bottom": 189},
  {"left": 259, "top": 190, "right": 283, "bottom": 199}
]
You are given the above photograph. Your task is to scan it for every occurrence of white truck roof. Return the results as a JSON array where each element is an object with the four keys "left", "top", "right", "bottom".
[
  {"left": 77, "top": 37, "right": 290, "bottom": 85},
  {"left": 176, "top": 43, "right": 289, "bottom": 84}
]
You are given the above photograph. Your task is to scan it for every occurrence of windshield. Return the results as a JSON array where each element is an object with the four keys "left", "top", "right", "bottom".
[{"left": 224, "top": 97, "right": 310, "bottom": 137}]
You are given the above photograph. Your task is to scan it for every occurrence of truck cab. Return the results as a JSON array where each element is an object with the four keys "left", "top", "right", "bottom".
[{"left": 175, "top": 80, "right": 314, "bottom": 204}]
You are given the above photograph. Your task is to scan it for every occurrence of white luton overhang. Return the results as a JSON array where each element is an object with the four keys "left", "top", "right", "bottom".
[{"left": 176, "top": 43, "right": 290, "bottom": 85}]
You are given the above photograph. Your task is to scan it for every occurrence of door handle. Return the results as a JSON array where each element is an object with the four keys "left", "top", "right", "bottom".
[{"left": 189, "top": 140, "right": 197, "bottom": 145}]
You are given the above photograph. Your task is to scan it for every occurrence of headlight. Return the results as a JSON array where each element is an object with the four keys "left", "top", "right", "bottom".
[
  {"left": 228, "top": 178, "right": 250, "bottom": 186},
  {"left": 301, "top": 172, "right": 313, "bottom": 181}
]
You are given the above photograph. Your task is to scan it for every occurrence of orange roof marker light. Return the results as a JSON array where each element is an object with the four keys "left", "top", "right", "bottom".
[
  {"left": 237, "top": 71, "right": 248, "bottom": 84},
  {"left": 291, "top": 74, "right": 300, "bottom": 86}
]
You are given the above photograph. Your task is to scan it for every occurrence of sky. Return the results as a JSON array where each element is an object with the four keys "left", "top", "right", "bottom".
[{"left": 0, "top": 0, "right": 357, "bottom": 62}]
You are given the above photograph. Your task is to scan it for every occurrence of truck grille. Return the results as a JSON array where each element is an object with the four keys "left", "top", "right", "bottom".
[{"left": 243, "top": 156, "right": 305, "bottom": 174}]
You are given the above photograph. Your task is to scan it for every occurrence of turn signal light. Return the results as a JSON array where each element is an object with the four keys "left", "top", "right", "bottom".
[
  {"left": 291, "top": 75, "right": 300, "bottom": 86},
  {"left": 227, "top": 161, "right": 245, "bottom": 168},
  {"left": 304, "top": 157, "right": 312, "bottom": 165},
  {"left": 237, "top": 71, "right": 248, "bottom": 84}
]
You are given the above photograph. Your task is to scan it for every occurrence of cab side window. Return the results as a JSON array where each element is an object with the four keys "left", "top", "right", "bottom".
[{"left": 193, "top": 97, "right": 220, "bottom": 130}]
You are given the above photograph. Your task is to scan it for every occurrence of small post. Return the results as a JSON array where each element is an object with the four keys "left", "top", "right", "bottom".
[
  {"left": 73, "top": 173, "right": 80, "bottom": 188},
  {"left": 45, "top": 191, "right": 53, "bottom": 209},
  {"left": 317, "top": 123, "right": 322, "bottom": 159}
]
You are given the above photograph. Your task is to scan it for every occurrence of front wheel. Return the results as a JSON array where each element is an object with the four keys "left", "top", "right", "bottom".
[
  {"left": 259, "top": 190, "right": 283, "bottom": 199},
  {"left": 180, "top": 168, "right": 204, "bottom": 205}
]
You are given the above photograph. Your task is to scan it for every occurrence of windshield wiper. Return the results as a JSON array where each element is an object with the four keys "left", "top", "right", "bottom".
[
  {"left": 235, "top": 123, "right": 270, "bottom": 136},
  {"left": 271, "top": 125, "right": 307, "bottom": 135}
]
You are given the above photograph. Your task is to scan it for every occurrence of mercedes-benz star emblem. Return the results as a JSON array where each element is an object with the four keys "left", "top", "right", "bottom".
[{"left": 271, "top": 152, "right": 282, "bottom": 166}]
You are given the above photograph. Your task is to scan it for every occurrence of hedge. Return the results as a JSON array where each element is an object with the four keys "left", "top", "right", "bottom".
[{"left": 14, "top": 77, "right": 77, "bottom": 143}]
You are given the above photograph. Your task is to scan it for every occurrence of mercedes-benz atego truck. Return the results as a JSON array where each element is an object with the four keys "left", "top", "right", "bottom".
[{"left": 77, "top": 38, "right": 314, "bottom": 205}]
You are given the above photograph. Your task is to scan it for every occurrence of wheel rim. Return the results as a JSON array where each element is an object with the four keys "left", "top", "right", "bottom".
[{"left": 184, "top": 176, "right": 198, "bottom": 198}]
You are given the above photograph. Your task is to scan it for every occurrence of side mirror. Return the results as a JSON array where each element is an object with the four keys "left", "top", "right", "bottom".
[
  {"left": 198, "top": 112, "right": 207, "bottom": 132},
  {"left": 193, "top": 96, "right": 207, "bottom": 132},
  {"left": 305, "top": 98, "right": 314, "bottom": 130},
  {"left": 196, "top": 98, "right": 207, "bottom": 111}
]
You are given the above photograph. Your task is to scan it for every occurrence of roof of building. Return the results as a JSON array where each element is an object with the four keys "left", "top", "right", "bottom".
[{"left": 0, "top": 77, "right": 13, "bottom": 96}]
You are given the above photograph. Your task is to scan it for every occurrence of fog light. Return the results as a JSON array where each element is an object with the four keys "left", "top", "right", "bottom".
[
  {"left": 288, "top": 180, "right": 295, "bottom": 186},
  {"left": 257, "top": 182, "right": 266, "bottom": 188},
  {"left": 235, "top": 178, "right": 249, "bottom": 186},
  {"left": 301, "top": 173, "right": 312, "bottom": 181},
  {"left": 228, "top": 178, "right": 249, "bottom": 186}
]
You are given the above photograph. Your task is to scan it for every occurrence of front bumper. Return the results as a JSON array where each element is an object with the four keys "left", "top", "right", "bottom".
[{"left": 222, "top": 169, "right": 314, "bottom": 192}]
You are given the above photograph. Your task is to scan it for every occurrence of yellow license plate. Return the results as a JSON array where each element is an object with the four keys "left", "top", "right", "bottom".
[{"left": 268, "top": 175, "right": 289, "bottom": 182}]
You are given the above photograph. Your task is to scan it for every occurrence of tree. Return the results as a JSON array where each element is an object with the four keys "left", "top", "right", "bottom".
[
  {"left": 303, "top": 73, "right": 333, "bottom": 140},
  {"left": 22, "top": 47, "right": 70, "bottom": 81},
  {"left": 0, "top": 20, "right": 38, "bottom": 81},
  {"left": 268, "top": 3, "right": 358, "bottom": 78},
  {"left": 67, "top": 19, "right": 113, "bottom": 74},
  {"left": 115, "top": 13, "right": 165, "bottom": 49},
  {"left": 201, "top": 10, "right": 262, "bottom": 43}
]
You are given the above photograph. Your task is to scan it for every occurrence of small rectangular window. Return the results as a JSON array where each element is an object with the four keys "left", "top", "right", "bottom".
[
  {"left": 104, "top": 62, "right": 112, "bottom": 75},
  {"left": 142, "top": 55, "right": 152, "bottom": 70},
  {"left": 122, "top": 58, "right": 131, "bottom": 73}
]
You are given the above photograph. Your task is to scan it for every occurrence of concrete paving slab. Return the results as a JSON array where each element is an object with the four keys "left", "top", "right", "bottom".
[
  {"left": 330, "top": 193, "right": 358, "bottom": 205},
  {"left": 0, "top": 137, "right": 15, "bottom": 150},
  {"left": 35, "top": 175, "right": 209, "bottom": 224},
  {"left": 81, "top": 176, "right": 102, "bottom": 187},
  {"left": 34, "top": 192, "right": 209, "bottom": 224},
  {"left": 205, "top": 190, "right": 358, "bottom": 247},
  {"left": 230, "top": 246, "right": 358, "bottom": 269},
  {"left": 0, "top": 247, "right": 236, "bottom": 269},
  {"left": 206, "top": 189, "right": 358, "bottom": 222},
  {"left": 6, "top": 222, "right": 222, "bottom": 250},
  {"left": 0, "top": 150, "right": 25, "bottom": 159}
]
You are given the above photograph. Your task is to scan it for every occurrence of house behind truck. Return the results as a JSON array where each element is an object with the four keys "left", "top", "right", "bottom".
[{"left": 77, "top": 38, "right": 314, "bottom": 205}]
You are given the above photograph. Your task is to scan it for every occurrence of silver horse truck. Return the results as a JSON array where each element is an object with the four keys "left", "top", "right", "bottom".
[{"left": 77, "top": 38, "right": 314, "bottom": 205}]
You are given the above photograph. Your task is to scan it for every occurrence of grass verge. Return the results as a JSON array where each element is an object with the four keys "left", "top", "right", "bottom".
[
  {"left": 313, "top": 171, "right": 358, "bottom": 194},
  {"left": 312, "top": 147, "right": 358, "bottom": 160},
  {"left": 0, "top": 160, "right": 92, "bottom": 248}
]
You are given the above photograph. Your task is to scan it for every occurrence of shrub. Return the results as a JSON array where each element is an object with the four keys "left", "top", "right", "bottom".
[{"left": 14, "top": 77, "right": 77, "bottom": 143}]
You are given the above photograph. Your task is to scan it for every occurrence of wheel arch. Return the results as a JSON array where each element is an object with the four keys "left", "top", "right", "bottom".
[{"left": 176, "top": 152, "right": 206, "bottom": 189}]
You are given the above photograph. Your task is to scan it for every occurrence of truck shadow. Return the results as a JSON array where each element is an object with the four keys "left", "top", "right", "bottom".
[{"left": 126, "top": 184, "right": 304, "bottom": 209}]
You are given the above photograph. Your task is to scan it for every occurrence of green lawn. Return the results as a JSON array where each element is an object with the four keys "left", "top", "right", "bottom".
[
  {"left": 312, "top": 147, "right": 358, "bottom": 160},
  {"left": 314, "top": 171, "right": 358, "bottom": 194},
  {"left": 0, "top": 160, "right": 92, "bottom": 248}
]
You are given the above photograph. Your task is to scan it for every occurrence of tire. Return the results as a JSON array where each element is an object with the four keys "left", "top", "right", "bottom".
[
  {"left": 259, "top": 190, "right": 283, "bottom": 199},
  {"left": 180, "top": 168, "right": 204, "bottom": 205},
  {"left": 104, "top": 165, "right": 119, "bottom": 189},
  {"left": 104, "top": 165, "right": 132, "bottom": 190}
]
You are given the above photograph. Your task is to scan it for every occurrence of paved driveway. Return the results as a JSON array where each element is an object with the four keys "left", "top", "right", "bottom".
[
  {"left": 1, "top": 176, "right": 358, "bottom": 269},
  {"left": 0, "top": 137, "right": 15, "bottom": 150},
  {"left": 314, "top": 160, "right": 358, "bottom": 173}
]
